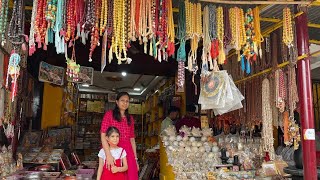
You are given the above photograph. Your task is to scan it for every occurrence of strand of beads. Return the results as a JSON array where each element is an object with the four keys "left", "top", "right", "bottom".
[
  {"left": 253, "top": 7, "right": 264, "bottom": 58},
  {"left": 262, "top": 78, "right": 275, "bottom": 160},
  {"left": 89, "top": 0, "right": 101, "bottom": 62},
  {"left": 29, "top": 0, "right": 38, "bottom": 55},
  {"left": 216, "top": 6, "right": 225, "bottom": 64},
  {"left": 167, "top": 0, "right": 175, "bottom": 57},
  {"left": 0, "top": 0, "right": 9, "bottom": 45},
  {"left": 283, "top": 7, "right": 293, "bottom": 47},
  {"left": 54, "top": 0, "right": 64, "bottom": 53},
  {"left": 100, "top": 0, "right": 108, "bottom": 35},
  {"left": 243, "top": 8, "right": 256, "bottom": 62},
  {"left": 176, "top": 0, "right": 186, "bottom": 91},
  {"left": 128, "top": 0, "right": 136, "bottom": 42},
  {"left": 8, "top": 0, "right": 26, "bottom": 48}
]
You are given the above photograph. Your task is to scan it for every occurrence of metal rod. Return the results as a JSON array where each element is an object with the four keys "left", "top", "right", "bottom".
[
  {"left": 295, "top": 6, "right": 317, "bottom": 180},
  {"left": 234, "top": 54, "right": 308, "bottom": 84}
]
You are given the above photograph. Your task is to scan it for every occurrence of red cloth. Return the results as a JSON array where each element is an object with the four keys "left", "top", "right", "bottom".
[
  {"left": 175, "top": 116, "right": 201, "bottom": 132},
  {"left": 101, "top": 149, "right": 126, "bottom": 180},
  {"left": 100, "top": 110, "right": 138, "bottom": 180}
]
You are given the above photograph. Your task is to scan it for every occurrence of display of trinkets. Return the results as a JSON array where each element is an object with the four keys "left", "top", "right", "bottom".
[
  {"left": 161, "top": 125, "right": 264, "bottom": 179},
  {"left": 0, "top": 145, "right": 17, "bottom": 177}
]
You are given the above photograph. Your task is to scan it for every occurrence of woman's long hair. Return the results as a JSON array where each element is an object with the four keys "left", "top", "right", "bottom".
[{"left": 113, "top": 92, "right": 131, "bottom": 125}]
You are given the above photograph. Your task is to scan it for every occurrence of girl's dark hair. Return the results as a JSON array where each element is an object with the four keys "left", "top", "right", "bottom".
[
  {"left": 106, "top": 126, "right": 120, "bottom": 137},
  {"left": 113, "top": 92, "right": 131, "bottom": 125}
]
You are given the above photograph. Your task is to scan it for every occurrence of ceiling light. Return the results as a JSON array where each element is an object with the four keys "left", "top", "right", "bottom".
[
  {"left": 134, "top": 88, "right": 141, "bottom": 91},
  {"left": 121, "top": 72, "right": 127, "bottom": 76},
  {"left": 82, "top": 84, "right": 90, "bottom": 87}
]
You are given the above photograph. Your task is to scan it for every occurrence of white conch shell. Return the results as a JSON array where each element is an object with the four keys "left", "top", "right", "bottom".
[
  {"left": 179, "top": 125, "right": 191, "bottom": 136},
  {"left": 191, "top": 127, "right": 202, "bottom": 137},
  {"left": 164, "top": 125, "right": 177, "bottom": 136},
  {"left": 202, "top": 127, "right": 213, "bottom": 137}
]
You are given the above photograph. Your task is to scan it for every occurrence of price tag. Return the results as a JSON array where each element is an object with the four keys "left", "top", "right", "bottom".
[{"left": 303, "top": 129, "right": 315, "bottom": 140}]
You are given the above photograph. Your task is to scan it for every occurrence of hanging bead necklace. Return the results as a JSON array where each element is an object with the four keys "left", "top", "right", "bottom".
[
  {"left": 8, "top": 0, "right": 26, "bottom": 48},
  {"left": 109, "top": 0, "right": 128, "bottom": 64},
  {"left": 243, "top": 8, "right": 256, "bottom": 61},
  {"left": 176, "top": 0, "right": 186, "bottom": 92},
  {"left": 223, "top": 7, "right": 232, "bottom": 48},
  {"left": 83, "top": 0, "right": 95, "bottom": 32},
  {"left": 261, "top": 78, "right": 275, "bottom": 160},
  {"left": 89, "top": 0, "right": 101, "bottom": 62},
  {"left": 283, "top": 7, "right": 293, "bottom": 48},
  {"left": 128, "top": 0, "right": 136, "bottom": 42},
  {"left": 35, "top": 0, "right": 48, "bottom": 49},
  {"left": 275, "top": 69, "right": 286, "bottom": 113},
  {"left": 167, "top": 0, "right": 175, "bottom": 57},
  {"left": 253, "top": 7, "right": 264, "bottom": 58},
  {"left": 0, "top": 0, "right": 9, "bottom": 45},
  {"left": 29, "top": 0, "right": 38, "bottom": 55},
  {"left": 106, "top": 0, "right": 114, "bottom": 37},
  {"left": 216, "top": 6, "right": 225, "bottom": 64},
  {"left": 208, "top": 5, "right": 217, "bottom": 40},
  {"left": 54, "top": 0, "right": 65, "bottom": 53},
  {"left": 100, "top": 0, "right": 108, "bottom": 35},
  {"left": 202, "top": 6, "right": 213, "bottom": 71}
]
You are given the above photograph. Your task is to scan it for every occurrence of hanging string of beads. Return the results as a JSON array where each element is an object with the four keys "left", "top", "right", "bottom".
[
  {"left": 8, "top": 0, "right": 26, "bottom": 49},
  {"left": 216, "top": 6, "right": 225, "bottom": 65},
  {"left": 35, "top": 0, "right": 48, "bottom": 49},
  {"left": 89, "top": 0, "right": 101, "bottom": 62},
  {"left": 109, "top": 0, "right": 128, "bottom": 64},
  {"left": 261, "top": 78, "right": 275, "bottom": 160},
  {"left": 209, "top": 5, "right": 219, "bottom": 66},
  {"left": 45, "top": 0, "right": 58, "bottom": 44},
  {"left": 202, "top": 6, "right": 212, "bottom": 72},
  {"left": 243, "top": 8, "right": 256, "bottom": 61},
  {"left": 167, "top": 0, "right": 175, "bottom": 57},
  {"left": 54, "top": 0, "right": 65, "bottom": 53},
  {"left": 283, "top": 7, "right": 293, "bottom": 48},
  {"left": 176, "top": 0, "right": 186, "bottom": 91},
  {"left": 0, "top": 0, "right": 9, "bottom": 45},
  {"left": 275, "top": 69, "right": 286, "bottom": 113},
  {"left": 29, "top": 0, "right": 38, "bottom": 55},
  {"left": 100, "top": 0, "right": 108, "bottom": 35},
  {"left": 253, "top": 6, "right": 264, "bottom": 58}
]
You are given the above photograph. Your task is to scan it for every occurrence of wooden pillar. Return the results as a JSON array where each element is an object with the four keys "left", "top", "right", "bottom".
[{"left": 294, "top": 7, "right": 317, "bottom": 180}]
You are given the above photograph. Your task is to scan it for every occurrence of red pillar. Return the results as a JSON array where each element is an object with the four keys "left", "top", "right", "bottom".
[{"left": 295, "top": 7, "right": 317, "bottom": 180}]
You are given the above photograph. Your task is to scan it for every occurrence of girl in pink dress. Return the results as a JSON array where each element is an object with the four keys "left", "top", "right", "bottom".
[
  {"left": 100, "top": 92, "right": 139, "bottom": 180},
  {"left": 97, "top": 126, "right": 128, "bottom": 180}
]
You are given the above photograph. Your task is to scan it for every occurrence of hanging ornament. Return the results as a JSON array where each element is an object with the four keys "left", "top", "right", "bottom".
[
  {"left": 5, "top": 52, "right": 21, "bottom": 102},
  {"left": 66, "top": 46, "right": 80, "bottom": 82}
]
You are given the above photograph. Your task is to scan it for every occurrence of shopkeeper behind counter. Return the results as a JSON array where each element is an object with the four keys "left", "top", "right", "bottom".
[
  {"left": 160, "top": 106, "right": 180, "bottom": 134},
  {"left": 175, "top": 104, "right": 201, "bottom": 131}
]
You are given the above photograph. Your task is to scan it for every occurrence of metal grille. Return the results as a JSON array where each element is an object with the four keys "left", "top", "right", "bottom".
[{"left": 313, "top": 80, "right": 320, "bottom": 131}]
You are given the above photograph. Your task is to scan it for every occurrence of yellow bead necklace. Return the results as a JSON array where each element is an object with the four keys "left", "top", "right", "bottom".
[
  {"left": 253, "top": 6, "right": 264, "bottom": 58},
  {"left": 217, "top": 6, "right": 225, "bottom": 64},
  {"left": 283, "top": 7, "right": 293, "bottom": 47}
]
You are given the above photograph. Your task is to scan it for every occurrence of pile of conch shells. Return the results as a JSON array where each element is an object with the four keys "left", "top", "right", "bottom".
[{"left": 161, "top": 125, "right": 221, "bottom": 180}]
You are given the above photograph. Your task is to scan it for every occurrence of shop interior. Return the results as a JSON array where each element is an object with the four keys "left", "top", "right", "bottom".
[{"left": 1, "top": 0, "right": 320, "bottom": 180}]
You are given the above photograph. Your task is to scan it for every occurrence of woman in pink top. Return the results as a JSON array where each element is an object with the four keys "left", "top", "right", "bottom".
[{"left": 100, "top": 92, "right": 139, "bottom": 180}]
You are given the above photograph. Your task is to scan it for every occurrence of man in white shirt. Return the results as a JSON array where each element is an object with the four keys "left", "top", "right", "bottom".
[{"left": 160, "top": 106, "right": 180, "bottom": 134}]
